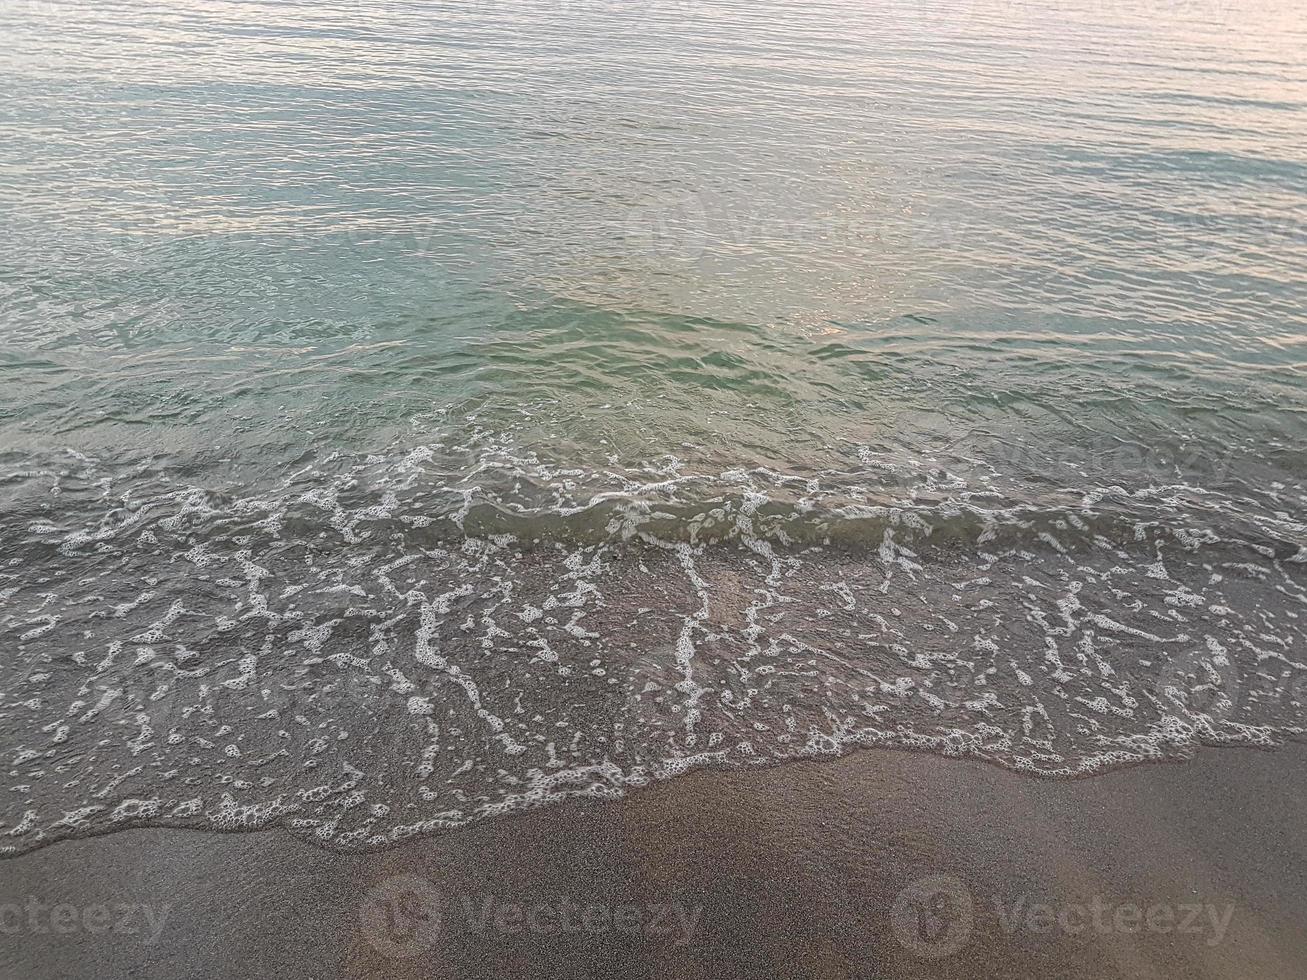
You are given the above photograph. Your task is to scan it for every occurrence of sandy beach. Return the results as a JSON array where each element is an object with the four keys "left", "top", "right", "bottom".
[
  {"left": 4, "top": 1, "right": 1305, "bottom": 977},
  {"left": 2, "top": 744, "right": 1304, "bottom": 979}
]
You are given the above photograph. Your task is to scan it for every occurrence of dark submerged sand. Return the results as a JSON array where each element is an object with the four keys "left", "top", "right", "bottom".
[{"left": 2, "top": 745, "right": 1305, "bottom": 979}]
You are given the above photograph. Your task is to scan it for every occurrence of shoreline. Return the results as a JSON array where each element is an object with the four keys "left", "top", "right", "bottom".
[
  {"left": 2, "top": 743, "right": 1306, "bottom": 978},
  {"left": 4, "top": 730, "right": 1301, "bottom": 862}
]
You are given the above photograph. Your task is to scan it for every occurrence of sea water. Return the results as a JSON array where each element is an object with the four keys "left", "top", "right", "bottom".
[{"left": 1, "top": 0, "right": 1305, "bottom": 852}]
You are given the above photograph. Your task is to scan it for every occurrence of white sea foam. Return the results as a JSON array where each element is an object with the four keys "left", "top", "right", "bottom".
[{"left": 0, "top": 434, "right": 1304, "bottom": 854}]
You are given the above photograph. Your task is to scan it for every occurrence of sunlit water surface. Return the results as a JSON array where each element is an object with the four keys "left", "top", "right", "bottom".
[{"left": 1, "top": 0, "right": 1305, "bottom": 852}]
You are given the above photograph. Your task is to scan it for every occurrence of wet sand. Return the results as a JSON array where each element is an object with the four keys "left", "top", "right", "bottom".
[{"left": 1, "top": 744, "right": 1305, "bottom": 979}]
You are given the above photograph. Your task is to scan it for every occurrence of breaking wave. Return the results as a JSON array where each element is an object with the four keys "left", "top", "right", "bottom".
[{"left": 2, "top": 425, "right": 1305, "bottom": 854}]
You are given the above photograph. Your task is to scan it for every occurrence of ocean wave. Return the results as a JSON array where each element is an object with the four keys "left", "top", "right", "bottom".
[{"left": 1, "top": 435, "right": 1304, "bottom": 854}]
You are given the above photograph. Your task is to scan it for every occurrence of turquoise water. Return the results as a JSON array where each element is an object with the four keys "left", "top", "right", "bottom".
[{"left": 1, "top": 0, "right": 1305, "bottom": 851}]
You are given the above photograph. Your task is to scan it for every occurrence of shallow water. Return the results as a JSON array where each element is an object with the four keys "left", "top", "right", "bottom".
[{"left": 1, "top": 0, "right": 1305, "bottom": 852}]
